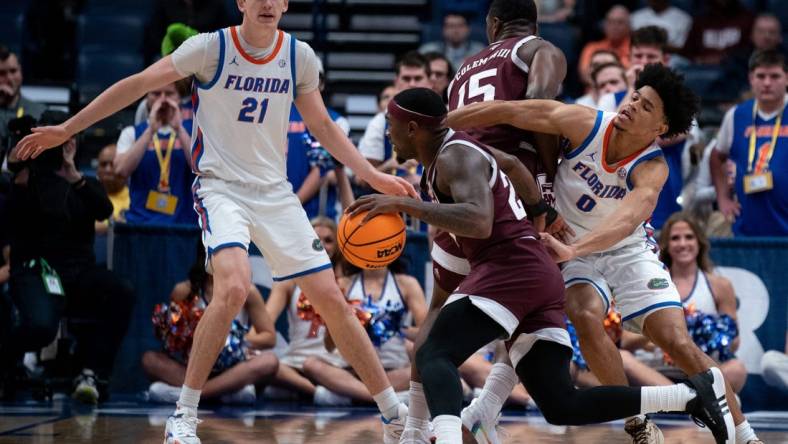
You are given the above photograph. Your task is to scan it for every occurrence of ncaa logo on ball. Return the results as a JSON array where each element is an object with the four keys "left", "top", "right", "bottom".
[{"left": 376, "top": 242, "right": 402, "bottom": 259}]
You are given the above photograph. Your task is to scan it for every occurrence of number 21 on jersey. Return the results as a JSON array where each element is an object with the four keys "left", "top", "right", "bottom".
[{"left": 238, "top": 97, "right": 269, "bottom": 123}]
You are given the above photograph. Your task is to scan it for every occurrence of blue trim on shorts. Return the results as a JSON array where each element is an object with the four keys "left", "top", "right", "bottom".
[
  {"left": 197, "top": 29, "right": 225, "bottom": 89},
  {"left": 622, "top": 301, "right": 683, "bottom": 322},
  {"left": 289, "top": 35, "right": 297, "bottom": 100},
  {"left": 272, "top": 263, "right": 332, "bottom": 282},
  {"left": 565, "top": 277, "right": 610, "bottom": 313},
  {"left": 565, "top": 110, "right": 602, "bottom": 159},
  {"left": 207, "top": 242, "right": 248, "bottom": 257},
  {"left": 626, "top": 150, "right": 664, "bottom": 190}
]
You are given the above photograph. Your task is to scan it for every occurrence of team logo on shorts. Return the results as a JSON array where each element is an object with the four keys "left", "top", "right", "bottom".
[
  {"left": 312, "top": 239, "right": 324, "bottom": 251},
  {"left": 647, "top": 278, "right": 670, "bottom": 290}
]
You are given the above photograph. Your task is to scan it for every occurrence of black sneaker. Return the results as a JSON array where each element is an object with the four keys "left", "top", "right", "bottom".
[
  {"left": 72, "top": 369, "right": 99, "bottom": 405},
  {"left": 684, "top": 367, "right": 735, "bottom": 444}
]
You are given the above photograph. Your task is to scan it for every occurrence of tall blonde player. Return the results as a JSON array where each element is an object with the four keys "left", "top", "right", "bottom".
[{"left": 15, "top": 1, "right": 417, "bottom": 443}]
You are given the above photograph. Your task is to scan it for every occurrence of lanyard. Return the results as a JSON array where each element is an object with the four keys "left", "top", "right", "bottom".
[
  {"left": 748, "top": 102, "right": 783, "bottom": 173},
  {"left": 153, "top": 132, "right": 176, "bottom": 191}
]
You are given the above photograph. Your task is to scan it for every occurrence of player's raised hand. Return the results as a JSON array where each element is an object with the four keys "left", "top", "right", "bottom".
[
  {"left": 539, "top": 232, "right": 576, "bottom": 263},
  {"left": 366, "top": 170, "right": 419, "bottom": 198},
  {"left": 15, "top": 125, "right": 70, "bottom": 160}
]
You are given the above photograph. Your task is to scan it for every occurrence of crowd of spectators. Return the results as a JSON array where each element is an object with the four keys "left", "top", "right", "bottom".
[{"left": 0, "top": 0, "right": 786, "bottom": 405}]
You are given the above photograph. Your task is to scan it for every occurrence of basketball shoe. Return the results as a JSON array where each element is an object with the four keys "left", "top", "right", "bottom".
[
  {"left": 684, "top": 367, "right": 735, "bottom": 444},
  {"left": 382, "top": 403, "right": 408, "bottom": 444},
  {"left": 72, "top": 369, "right": 99, "bottom": 405},
  {"left": 624, "top": 416, "right": 664, "bottom": 444},
  {"left": 461, "top": 398, "right": 502, "bottom": 444},
  {"left": 398, "top": 426, "right": 432, "bottom": 444},
  {"left": 164, "top": 407, "right": 202, "bottom": 444}
]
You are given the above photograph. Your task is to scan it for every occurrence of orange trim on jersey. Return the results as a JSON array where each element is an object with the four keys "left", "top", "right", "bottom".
[
  {"left": 230, "top": 26, "right": 284, "bottom": 65},
  {"left": 601, "top": 121, "right": 652, "bottom": 173}
]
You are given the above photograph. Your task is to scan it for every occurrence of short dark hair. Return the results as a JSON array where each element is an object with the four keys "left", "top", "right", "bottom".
[
  {"left": 631, "top": 26, "right": 668, "bottom": 51},
  {"left": 634, "top": 64, "right": 699, "bottom": 138},
  {"left": 0, "top": 45, "right": 11, "bottom": 62},
  {"left": 423, "top": 51, "right": 455, "bottom": 78},
  {"left": 395, "top": 51, "right": 431, "bottom": 76},
  {"left": 444, "top": 12, "right": 471, "bottom": 24},
  {"left": 748, "top": 49, "right": 787, "bottom": 72},
  {"left": 392, "top": 87, "right": 447, "bottom": 119},
  {"left": 488, "top": 0, "right": 537, "bottom": 27},
  {"left": 591, "top": 62, "right": 625, "bottom": 85}
]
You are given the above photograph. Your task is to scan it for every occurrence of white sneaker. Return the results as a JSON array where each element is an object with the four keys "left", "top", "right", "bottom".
[
  {"left": 72, "top": 369, "right": 99, "bottom": 405},
  {"left": 220, "top": 384, "right": 256, "bottom": 405},
  {"left": 313, "top": 385, "right": 352, "bottom": 406},
  {"left": 148, "top": 382, "right": 181, "bottom": 404},
  {"left": 382, "top": 403, "right": 408, "bottom": 444},
  {"left": 164, "top": 409, "right": 202, "bottom": 444},
  {"left": 398, "top": 426, "right": 431, "bottom": 444},
  {"left": 461, "top": 398, "right": 502, "bottom": 444}
]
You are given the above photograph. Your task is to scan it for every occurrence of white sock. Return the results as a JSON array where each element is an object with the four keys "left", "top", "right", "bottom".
[
  {"left": 475, "top": 363, "right": 518, "bottom": 416},
  {"left": 640, "top": 384, "right": 696, "bottom": 414},
  {"left": 373, "top": 387, "right": 401, "bottom": 421},
  {"left": 404, "top": 381, "right": 429, "bottom": 431},
  {"left": 433, "top": 415, "right": 463, "bottom": 444},
  {"left": 177, "top": 385, "right": 201, "bottom": 412},
  {"left": 735, "top": 420, "right": 758, "bottom": 443}
]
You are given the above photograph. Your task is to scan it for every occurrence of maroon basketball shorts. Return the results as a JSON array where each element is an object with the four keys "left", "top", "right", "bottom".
[{"left": 445, "top": 236, "right": 572, "bottom": 368}]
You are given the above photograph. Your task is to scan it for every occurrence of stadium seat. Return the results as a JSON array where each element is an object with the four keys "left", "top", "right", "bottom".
[
  {"left": 77, "top": 51, "right": 144, "bottom": 104},
  {"left": 77, "top": 14, "right": 146, "bottom": 54},
  {"left": 768, "top": 0, "right": 788, "bottom": 29}
]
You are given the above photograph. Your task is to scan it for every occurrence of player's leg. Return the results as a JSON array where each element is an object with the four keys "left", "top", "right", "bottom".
[
  {"left": 416, "top": 297, "right": 508, "bottom": 444},
  {"left": 565, "top": 283, "right": 628, "bottom": 385},
  {"left": 514, "top": 339, "right": 734, "bottom": 443}
]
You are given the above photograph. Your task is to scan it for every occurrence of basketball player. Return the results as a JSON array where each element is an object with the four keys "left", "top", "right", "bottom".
[
  {"left": 350, "top": 87, "right": 733, "bottom": 444},
  {"left": 15, "top": 1, "right": 417, "bottom": 443},
  {"left": 449, "top": 64, "right": 760, "bottom": 444}
]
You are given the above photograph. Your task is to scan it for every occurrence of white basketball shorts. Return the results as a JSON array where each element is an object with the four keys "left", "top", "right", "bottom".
[
  {"left": 192, "top": 176, "right": 331, "bottom": 281},
  {"left": 561, "top": 243, "right": 682, "bottom": 333}
]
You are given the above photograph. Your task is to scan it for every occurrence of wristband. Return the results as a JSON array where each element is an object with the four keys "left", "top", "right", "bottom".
[{"left": 524, "top": 199, "right": 549, "bottom": 218}]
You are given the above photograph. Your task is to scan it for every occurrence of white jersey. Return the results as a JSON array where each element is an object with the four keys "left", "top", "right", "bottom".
[
  {"left": 681, "top": 269, "right": 718, "bottom": 315},
  {"left": 346, "top": 272, "right": 410, "bottom": 369},
  {"left": 280, "top": 285, "right": 346, "bottom": 370},
  {"left": 555, "top": 110, "right": 663, "bottom": 253},
  {"left": 175, "top": 27, "right": 319, "bottom": 187}
]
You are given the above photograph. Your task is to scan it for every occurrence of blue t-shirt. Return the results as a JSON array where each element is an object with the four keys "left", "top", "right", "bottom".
[
  {"left": 650, "top": 140, "right": 685, "bottom": 230},
  {"left": 729, "top": 98, "right": 788, "bottom": 236},
  {"left": 125, "top": 120, "right": 197, "bottom": 226}
]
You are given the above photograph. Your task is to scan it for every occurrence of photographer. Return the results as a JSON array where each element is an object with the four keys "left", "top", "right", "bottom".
[
  {"left": 114, "top": 82, "right": 194, "bottom": 225},
  {"left": 2, "top": 111, "right": 135, "bottom": 403},
  {"left": 0, "top": 46, "right": 45, "bottom": 155}
]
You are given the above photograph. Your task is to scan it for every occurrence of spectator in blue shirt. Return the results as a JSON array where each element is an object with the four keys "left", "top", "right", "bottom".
[
  {"left": 114, "top": 82, "right": 195, "bottom": 226},
  {"left": 711, "top": 50, "right": 788, "bottom": 236}
]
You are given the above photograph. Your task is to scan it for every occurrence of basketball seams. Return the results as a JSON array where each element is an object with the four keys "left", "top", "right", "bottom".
[{"left": 346, "top": 227, "right": 406, "bottom": 247}]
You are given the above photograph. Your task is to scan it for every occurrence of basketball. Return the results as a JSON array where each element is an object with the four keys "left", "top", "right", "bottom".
[{"left": 337, "top": 211, "right": 406, "bottom": 269}]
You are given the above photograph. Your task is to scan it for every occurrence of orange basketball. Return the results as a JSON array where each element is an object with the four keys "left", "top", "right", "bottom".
[{"left": 337, "top": 211, "right": 406, "bottom": 269}]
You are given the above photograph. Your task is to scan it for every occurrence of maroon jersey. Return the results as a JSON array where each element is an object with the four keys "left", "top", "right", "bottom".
[
  {"left": 447, "top": 35, "right": 541, "bottom": 174},
  {"left": 431, "top": 230, "right": 469, "bottom": 293},
  {"left": 424, "top": 130, "right": 538, "bottom": 264}
]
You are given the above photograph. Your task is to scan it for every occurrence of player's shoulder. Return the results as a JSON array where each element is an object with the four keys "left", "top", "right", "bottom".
[{"left": 294, "top": 39, "right": 317, "bottom": 58}]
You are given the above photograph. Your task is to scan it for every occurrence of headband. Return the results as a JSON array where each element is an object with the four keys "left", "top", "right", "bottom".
[{"left": 387, "top": 99, "right": 447, "bottom": 128}]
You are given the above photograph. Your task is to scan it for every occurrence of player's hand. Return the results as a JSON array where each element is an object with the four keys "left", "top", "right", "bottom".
[
  {"left": 532, "top": 213, "right": 547, "bottom": 232},
  {"left": 366, "top": 171, "right": 419, "bottom": 198},
  {"left": 347, "top": 194, "right": 404, "bottom": 223},
  {"left": 15, "top": 124, "right": 70, "bottom": 160},
  {"left": 539, "top": 232, "right": 576, "bottom": 263},
  {"left": 546, "top": 213, "right": 575, "bottom": 244},
  {"left": 165, "top": 98, "right": 182, "bottom": 130},
  {"left": 626, "top": 64, "right": 643, "bottom": 88},
  {"left": 717, "top": 196, "right": 741, "bottom": 222}
]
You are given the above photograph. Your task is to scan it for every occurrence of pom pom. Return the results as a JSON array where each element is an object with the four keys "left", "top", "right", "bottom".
[
  {"left": 161, "top": 23, "right": 199, "bottom": 57},
  {"left": 349, "top": 295, "right": 406, "bottom": 347}
]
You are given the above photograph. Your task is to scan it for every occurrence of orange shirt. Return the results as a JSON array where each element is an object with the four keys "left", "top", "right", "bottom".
[{"left": 578, "top": 38, "right": 631, "bottom": 79}]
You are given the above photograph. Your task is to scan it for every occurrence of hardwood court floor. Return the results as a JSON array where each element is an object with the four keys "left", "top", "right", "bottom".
[{"left": 1, "top": 397, "right": 787, "bottom": 443}]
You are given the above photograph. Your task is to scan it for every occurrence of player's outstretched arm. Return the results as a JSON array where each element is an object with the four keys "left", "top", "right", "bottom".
[
  {"left": 447, "top": 100, "right": 596, "bottom": 146},
  {"left": 296, "top": 90, "right": 418, "bottom": 198},
  {"left": 541, "top": 157, "right": 668, "bottom": 262},
  {"left": 347, "top": 144, "right": 494, "bottom": 239},
  {"left": 16, "top": 56, "right": 185, "bottom": 160}
]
